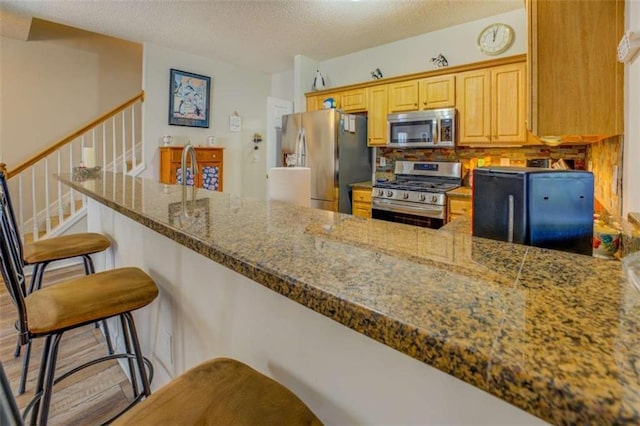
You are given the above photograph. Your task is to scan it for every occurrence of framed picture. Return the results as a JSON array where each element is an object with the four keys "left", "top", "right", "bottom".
[{"left": 169, "top": 68, "right": 211, "bottom": 128}]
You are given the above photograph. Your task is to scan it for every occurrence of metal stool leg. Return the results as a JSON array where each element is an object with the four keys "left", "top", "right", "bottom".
[
  {"left": 28, "top": 335, "right": 52, "bottom": 426},
  {"left": 120, "top": 315, "right": 139, "bottom": 397},
  {"left": 123, "top": 312, "right": 151, "bottom": 398},
  {"left": 17, "top": 340, "right": 32, "bottom": 395},
  {"left": 83, "top": 255, "right": 115, "bottom": 355},
  {"left": 37, "top": 333, "right": 63, "bottom": 426}
]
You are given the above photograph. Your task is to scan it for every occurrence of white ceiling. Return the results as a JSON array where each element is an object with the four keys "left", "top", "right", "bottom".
[{"left": 0, "top": 0, "right": 523, "bottom": 74}]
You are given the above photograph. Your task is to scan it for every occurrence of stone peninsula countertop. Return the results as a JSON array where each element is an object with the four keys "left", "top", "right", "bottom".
[{"left": 58, "top": 172, "right": 640, "bottom": 426}]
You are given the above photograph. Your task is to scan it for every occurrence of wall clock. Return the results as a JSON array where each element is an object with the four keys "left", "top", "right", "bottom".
[{"left": 477, "top": 23, "right": 514, "bottom": 56}]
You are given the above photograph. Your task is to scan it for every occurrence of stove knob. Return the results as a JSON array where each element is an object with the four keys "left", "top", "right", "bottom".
[
  {"left": 386, "top": 190, "right": 393, "bottom": 197},
  {"left": 402, "top": 192, "right": 409, "bottom": 200},
  {"left": 418, "top": 194, "right": 426, "bottom": 201},
  {"left": 376, "top": 189, "right": 384, "bottom": 197},
  {"left": 431, "top": 195, "right": 438, "bottom": 203}
]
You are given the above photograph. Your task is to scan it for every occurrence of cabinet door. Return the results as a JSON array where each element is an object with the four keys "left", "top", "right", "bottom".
[
  {"left": 419, "top": 75, "right": 455, "bottom": 109},
  {"left": 527, "top": 0, "right": 623, "bottom": 137},
  {"left": 366, "top": 85, "right": 389, "bottom": 146},
  {"left": 352, "top": 202, "right": 372, "bottom": 218},
  {"left": 306, "top": 95, "right": 322, "bottom": 112},
  {"left": 341, "top": 89, "right": 367, "bottom": 112},
  {"left": 456, "top": 69, "right": 491, "bottom": 144},
  {"left": 492, "top": 63, "right": 526, "bottom": 144},
  {"left": 388, "top": 81, "right": 419, "bottom": 113}
]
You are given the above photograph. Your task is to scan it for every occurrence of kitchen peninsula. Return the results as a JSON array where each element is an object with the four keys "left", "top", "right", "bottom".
[{"left": 59, "top": 172, "right": 640, "bottom": 426}]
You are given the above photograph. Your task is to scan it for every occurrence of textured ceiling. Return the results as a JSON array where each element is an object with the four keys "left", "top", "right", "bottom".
[{"left": 0, "top": 0, "right": 523, "bottom": 74}]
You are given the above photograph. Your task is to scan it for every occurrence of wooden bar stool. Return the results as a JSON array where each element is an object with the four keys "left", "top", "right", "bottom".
[
  {"left": 113, "top": 358, "right": 323, "bottom": 426},
  {"left": 0, "top": 171, "right": 114, "bottom": 394},
  {"left": 0, "top": 205, "right": 159, "bottom": 425}
]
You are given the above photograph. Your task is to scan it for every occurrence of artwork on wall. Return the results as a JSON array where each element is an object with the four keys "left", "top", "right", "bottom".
[{"left": 169, "top": 68, "right": 211, "bottom": 128}]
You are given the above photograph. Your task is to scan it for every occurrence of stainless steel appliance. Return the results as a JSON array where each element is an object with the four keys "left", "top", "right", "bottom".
[
  {"left": 372, "top": 161, "right": 462, "bottom": 229},
  {"left": 279, "top": 109, "right": 371, "bottom": 213},
  {"left": 387, "top": 108, "right": 456, "bottom": 148},
  {"left": 472, "top": 167, "right": 594, "bottom": 255}
]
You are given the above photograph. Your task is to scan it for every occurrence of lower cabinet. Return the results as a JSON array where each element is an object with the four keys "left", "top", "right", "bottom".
[
  {"left": 447, "top": 195, "right": 472, "bottom": 223},
  {"left": 159, "top": 146, "right": 224, "bottom": 191},
  {"left": 352, "top": 186, "right": 372, "bottom": 218}
]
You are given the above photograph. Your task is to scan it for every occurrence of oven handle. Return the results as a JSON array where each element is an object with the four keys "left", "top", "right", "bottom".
[{"left": 372, "top": 199, "right": 445, "bottom": 219}]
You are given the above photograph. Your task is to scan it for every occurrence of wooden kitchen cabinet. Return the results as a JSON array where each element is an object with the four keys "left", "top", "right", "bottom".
[
  {"left": 351, "top": 186, "right": 372, "bottom": 218},
  {"left": 388, "top": 80, "right": 419, "bottom": 113},
  {"left": 159, "top": 146, "right": 224, "bottom": 191},
  {"left": 366, "top": 85, "right": 389, "bottom": 146},
  {"left": 527, "top": 0, "right": 623, "bottom": 139},
  {"left": 447, "top": 196, "right": 472, "bottom": 223},
  {"left": 340, "top": 89, "right": 367, "bottom": 112},
  {"left": 418, "top": 75, "right": 455, "bottom": 109},
  {"left": 306, "top": 93, "right": 341, "bottom": 112},
  {"left": 389, "top": 75, "right": 455, "bottom": 112},
  {"left": 456, "top": 62, "right": 526, "bottom": 145}
]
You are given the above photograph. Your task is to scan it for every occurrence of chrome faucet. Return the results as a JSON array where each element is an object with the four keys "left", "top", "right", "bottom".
[
  {"left": 181, "top": 142, "right": 198, "bottom": 184},
  {"left": 181, "top": 142, "right": 198, "bottom": 217}
]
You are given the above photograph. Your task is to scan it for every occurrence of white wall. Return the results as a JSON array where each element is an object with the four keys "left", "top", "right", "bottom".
[
  {"left": 0, "top": 19, "right": 141, "bottom": 168},
  {"left": 293, "top": 54, "right": 319, "bottom": 112},
  {"left": 271, "top": 69, "right": 294, "bottom": 101},
  {"left": 624, "top": 0, "right": 640, "bottom": 215},
  {"left": 141, "top": 43, "right": 271, "bottom": 198},
  {"left": 315, "top": 9, "right": 526, "bottom": 90}
]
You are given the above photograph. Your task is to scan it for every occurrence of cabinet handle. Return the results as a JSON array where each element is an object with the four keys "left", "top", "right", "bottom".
[{"left": 414, "top": 103, "right": 418, "bottom": 107}]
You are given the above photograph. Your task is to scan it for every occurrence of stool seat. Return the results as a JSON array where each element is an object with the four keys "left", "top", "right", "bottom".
[
  {"left": 23, "top": 233, "right": 111, "bottom": 264},
  {"left": 113, "top": 358, "right": 323, "bottom": 426},
  {"left": 25, "top": 267, "right": 158, "bottom": 335}
]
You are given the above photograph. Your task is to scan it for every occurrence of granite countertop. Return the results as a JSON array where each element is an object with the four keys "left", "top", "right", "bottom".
[
  {"left": 58, "top": 172, "right": 640, "bottom": 425},
  {"left": 349, "top": 180, "right": 372, "bottom": 189},
  {"left": 447, "top": 186, "right": 472, "bottom": 198}
]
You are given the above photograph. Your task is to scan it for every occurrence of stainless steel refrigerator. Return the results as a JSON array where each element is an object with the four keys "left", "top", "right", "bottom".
[{"left": 279, "top": 109, "right": 371, "bottom": 213}]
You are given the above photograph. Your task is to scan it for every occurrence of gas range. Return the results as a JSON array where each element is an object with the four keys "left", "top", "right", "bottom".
[{"left": 371, "top": 161, "right": 462, "bottom": 228}]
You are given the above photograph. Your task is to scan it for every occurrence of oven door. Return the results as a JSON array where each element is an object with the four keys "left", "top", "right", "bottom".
[{"left": 372, "top": 198, "right": 445, "bottom": 229}]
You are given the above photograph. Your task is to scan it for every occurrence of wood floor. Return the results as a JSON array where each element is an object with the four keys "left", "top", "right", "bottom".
[{"left": 0, "top": 264, "right": 135, "bottom": 425}]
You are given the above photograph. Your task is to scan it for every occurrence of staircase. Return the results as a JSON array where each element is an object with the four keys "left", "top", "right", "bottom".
[{"left": 3, "top": 91, "right": 144, "bottom": 245}]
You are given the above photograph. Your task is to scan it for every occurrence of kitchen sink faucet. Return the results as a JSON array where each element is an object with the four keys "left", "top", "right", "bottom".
[{"left": 180, "top": 142, "right": 198, "bottom": 217}]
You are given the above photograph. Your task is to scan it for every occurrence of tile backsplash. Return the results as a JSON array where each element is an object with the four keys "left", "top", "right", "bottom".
[
  {"left": 376, "top": 145, "right": 587, "bottom": 184},
  {"left": 586, "top": 136, "right": 622, "bottom": 216}
]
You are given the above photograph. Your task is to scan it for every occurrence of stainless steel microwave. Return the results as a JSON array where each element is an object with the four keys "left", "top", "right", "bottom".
[{"left": 387, "top": 108, "right": 456, "bottom": 148}]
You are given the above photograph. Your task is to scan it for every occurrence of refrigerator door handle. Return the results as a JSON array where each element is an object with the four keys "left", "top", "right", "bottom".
[{"left": 507, "top": 194, "right": 514, "bottom": 243}]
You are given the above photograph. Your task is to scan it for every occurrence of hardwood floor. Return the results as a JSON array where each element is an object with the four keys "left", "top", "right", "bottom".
[{"left": 0, "top": 264, "right": 135, "bottom": 425}]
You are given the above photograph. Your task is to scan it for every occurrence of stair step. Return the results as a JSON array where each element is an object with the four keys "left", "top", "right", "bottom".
[{"left": 23, "top": 199, "right": 85, "bottom": 243}]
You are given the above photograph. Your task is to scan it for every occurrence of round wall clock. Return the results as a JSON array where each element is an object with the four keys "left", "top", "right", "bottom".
[{"left": 477, "top": 23, "right": 514, "bottom": 56}]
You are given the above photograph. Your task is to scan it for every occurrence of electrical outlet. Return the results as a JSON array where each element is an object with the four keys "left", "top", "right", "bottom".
[
  {"left": 379, "top": 157, "right": 386, "bottom": 167},
  {"left": 155, "top": 329, "right": 173, "bottom": 370}
]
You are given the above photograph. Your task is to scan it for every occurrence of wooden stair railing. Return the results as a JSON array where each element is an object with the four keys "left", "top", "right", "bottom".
[{"left": 1, "top": 91, "right": 144, "bottom": 243}]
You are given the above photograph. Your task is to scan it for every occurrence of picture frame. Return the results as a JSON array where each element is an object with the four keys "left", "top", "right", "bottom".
[{"left": 169, "top": 68, "right": 211, "bottom": 128}]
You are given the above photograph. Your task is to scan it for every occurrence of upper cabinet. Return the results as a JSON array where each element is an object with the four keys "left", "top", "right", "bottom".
[
  {"left": 366, "top": 85, "right": 389, "bottom": 146},
  {"left": 457, "top": 62, "right": 526, "bottom": 145},
  {"left": 388, "top": 76, "right": 455, "bottom": 113},
  {"left": 341, "top": 89, "right": 367, "bottom": 112},
  {"left": 307, "top": 93, "right": 341, "bottom": 112},
  {"left": 388, "top": 81, "right": 419, "bottom": 113},
  {"left": 527, "top": 0, "right": 624, "bottom": 139},
  {"left": 418, "top": 75, "right": 455, "bottom": 110}
]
